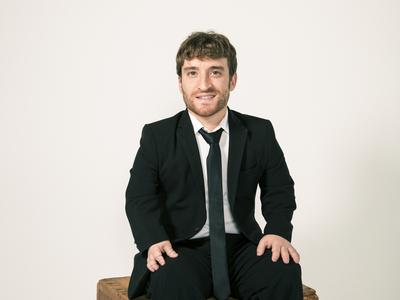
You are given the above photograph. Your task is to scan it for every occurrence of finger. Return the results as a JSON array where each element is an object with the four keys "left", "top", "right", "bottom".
[
  {"left": 147, "top": 262, "right": 154, "bottom": 272},
  {"left": 154, "top": 254, "right": 166, "bottom": 266},
  {"left": 288, "top": 247, "right": 300, "bottom": 263},
  {"left": 271, "top": 243, "right": 281, "bottom": 262},
  {"left": 147, "top": 260, "right": 159, "bottom": 272},
  {"left": 256, "top": 245, "right": 265, "bottom": 256},
  {"left": 266, "top": 240, "right": 272, "bottom": 249},
  {"left": 163, "top": 245, "right": 178, "bottom": 258},
  {"left": 149, "top": 256, "right": 160, "bottom": 269},
  {"left": 147, "top": 252, "right": 161, "bottom": 272},
  {"left": 281, "top": 246, "right": 290, "bottom": 264},
  {"left": 148, "top": 263, "right": 159, "bottom": 272},
  {"left": 256, "top": 240, "right": 266, "bottom": 256}
]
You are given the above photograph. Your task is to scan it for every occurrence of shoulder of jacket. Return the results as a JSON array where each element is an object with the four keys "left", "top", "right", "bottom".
[
  {"left": 144, "top": 110, "right": 185, "bottom": 130},
  {"left": 230, "top": 108, "right": 272, "bottom": 128}
]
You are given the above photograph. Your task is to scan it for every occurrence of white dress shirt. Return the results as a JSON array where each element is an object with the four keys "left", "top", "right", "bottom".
[{"left": 188, "top": 109, "right": 240, "bottom": 239}]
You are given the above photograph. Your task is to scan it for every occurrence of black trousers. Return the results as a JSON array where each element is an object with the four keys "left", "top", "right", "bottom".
[{"left": 146, "top": 234, "right": 303, "bottom": 300}]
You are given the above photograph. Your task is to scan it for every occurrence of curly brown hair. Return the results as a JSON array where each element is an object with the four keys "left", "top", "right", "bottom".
[{"left": 176, "top": 31, "right": 237, "bottom": 79}]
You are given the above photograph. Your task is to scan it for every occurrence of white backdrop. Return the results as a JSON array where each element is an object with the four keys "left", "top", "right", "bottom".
[{"left": 1, "top": 1, "right": 399, "bottom": 299}]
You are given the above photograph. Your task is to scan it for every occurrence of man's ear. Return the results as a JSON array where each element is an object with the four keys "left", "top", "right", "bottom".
[
  {"left": 178, "top": 76, "right": 183, "bottom": 94},
  {"left": 229, "top": 73, "right": 237, "bottom": 91}
]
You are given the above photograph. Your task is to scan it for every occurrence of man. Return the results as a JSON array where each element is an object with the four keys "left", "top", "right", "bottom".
[{"left": 126, "top": 31, "right": 302, "bottom": 300}]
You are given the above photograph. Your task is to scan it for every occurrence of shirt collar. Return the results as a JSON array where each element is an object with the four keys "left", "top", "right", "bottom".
[{"left": 188, "top": 109, "right": 229, "bottom": 134}]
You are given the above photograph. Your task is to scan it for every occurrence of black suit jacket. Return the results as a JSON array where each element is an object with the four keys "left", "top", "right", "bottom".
[{"left": 125, "top": 107, "right": 296, "bottom": 299}]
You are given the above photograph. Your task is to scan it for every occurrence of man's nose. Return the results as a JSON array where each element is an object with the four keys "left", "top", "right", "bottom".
[{"left": 198, "top": 73, "right": 211, "bottom": 91}]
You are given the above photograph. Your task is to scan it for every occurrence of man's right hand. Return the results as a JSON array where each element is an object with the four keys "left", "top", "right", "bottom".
[{"left": 147, "top": 240, "right": 178, "bottom": 272}]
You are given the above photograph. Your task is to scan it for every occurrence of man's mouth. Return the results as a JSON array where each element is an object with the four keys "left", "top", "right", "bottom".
[{"left": 196, "top": 94, "right": 216, "bottom": 100}]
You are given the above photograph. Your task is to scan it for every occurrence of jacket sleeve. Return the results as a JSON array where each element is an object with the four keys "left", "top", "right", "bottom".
[
  {"left": 125, "top": 124, "right": 169, "bottom": 253},
  {"left": 259, "top": 120, "right": 296, "bottom": 242}
]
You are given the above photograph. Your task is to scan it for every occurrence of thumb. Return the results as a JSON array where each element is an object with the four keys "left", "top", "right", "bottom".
[{"left": 163, "top": 243, "right": 178, "bottom": 258}]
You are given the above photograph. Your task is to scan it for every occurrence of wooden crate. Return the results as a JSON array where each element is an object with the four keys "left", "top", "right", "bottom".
[{"left": 97, "top": 276, "right": 319, "bottom": 300}]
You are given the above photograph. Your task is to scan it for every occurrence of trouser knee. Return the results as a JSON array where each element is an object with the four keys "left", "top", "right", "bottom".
[
  {"left": 281, "top": 262, "right": 302, "bottom": 285},
  {"left": 273, "top": 262, "right": 303, "bottom": 300},
  {"left": 148, "top": 258, "right": 206, "bottom": 300}
]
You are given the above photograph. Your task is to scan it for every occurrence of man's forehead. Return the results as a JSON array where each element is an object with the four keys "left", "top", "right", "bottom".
[{"left": 182, "top": 57, "right": 228, "bottom": 68}]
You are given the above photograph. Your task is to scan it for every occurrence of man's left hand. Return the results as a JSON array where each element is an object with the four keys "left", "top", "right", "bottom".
[{"left": 256, "top": 234, "right": 300, "bottom": 264}]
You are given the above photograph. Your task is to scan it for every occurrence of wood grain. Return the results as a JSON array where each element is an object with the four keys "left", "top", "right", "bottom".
[{"left": 97, "top": 276, "right": 319, "bottom": 300}]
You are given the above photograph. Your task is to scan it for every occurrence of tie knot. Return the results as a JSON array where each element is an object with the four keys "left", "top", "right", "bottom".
[{"left": 199, "top": 128, "right": 223, "bottom": 145}]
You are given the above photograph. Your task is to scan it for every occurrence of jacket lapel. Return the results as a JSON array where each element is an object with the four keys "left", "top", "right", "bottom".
[
  {"left": 177, "top": 109, "right": 206, "bottom": 201},
  {"left": 227, "top": 108, "right": 248, "bottom": 208}
]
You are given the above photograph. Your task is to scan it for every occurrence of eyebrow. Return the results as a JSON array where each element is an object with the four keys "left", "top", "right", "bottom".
[
  {"left": 210, "top": 66, "right": 225, "bottom": 71},
  {"left": 182, "top": 65, "right": 226, "bottom": 72}
]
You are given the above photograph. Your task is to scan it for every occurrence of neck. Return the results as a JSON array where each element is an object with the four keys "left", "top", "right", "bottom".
[{"left": 189, "top": 107, "right": 227, "bottom": 132}]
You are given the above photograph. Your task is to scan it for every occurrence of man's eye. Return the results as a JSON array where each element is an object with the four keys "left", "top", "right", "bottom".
[
  {"left": 211, "top": 71, "right": 222, "bottom": 76},
  {"left": 187, "top": 71, "right": 197, "bottom": 77}
]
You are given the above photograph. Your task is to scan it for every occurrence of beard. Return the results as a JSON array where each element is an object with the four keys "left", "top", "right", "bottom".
[{"left": 182, "top": 88, "right": 230, "bottom": 118}]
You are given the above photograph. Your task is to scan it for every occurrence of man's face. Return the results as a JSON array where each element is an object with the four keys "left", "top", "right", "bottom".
[{"left": 179, "top": 57, "right": 237, "bottom": 118}]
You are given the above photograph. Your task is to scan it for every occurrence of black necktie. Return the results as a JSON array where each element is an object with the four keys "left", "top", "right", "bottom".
[{"left": 199, "top": 127, "right": 230, "bottom": 300}]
